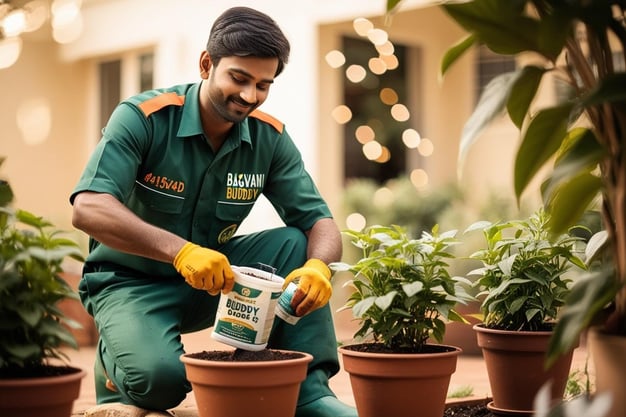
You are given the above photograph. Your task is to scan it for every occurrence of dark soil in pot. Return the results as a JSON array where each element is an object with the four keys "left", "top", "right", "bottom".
[
  {"left": 0, "top": 365, "right": 80, "bottom": 379},
  {"left": 444, "top": 400, "right": 496, "bottom": 417},
  {"left": 343, "top": 342, "right": 458, "bottom": 354},
  {"left": 186, "top": 348, "right": 304, "bottom": 361}
]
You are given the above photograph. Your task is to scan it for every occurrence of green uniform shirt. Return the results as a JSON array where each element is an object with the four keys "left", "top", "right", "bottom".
[{"left": 70, "top": 82, "right": 332, "bottom": 277}]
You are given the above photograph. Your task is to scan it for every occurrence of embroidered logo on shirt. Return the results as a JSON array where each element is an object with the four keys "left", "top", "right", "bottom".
[
  {"left": 218, "top": 224, "right": 238, "bottom": 244},
  {"left": 225, "top": 172, "right": 264, "bottom": 201}
]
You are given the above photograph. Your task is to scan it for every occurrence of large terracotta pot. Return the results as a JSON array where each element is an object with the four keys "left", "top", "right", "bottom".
[
  {"left": 339, "top": 343, "right": 461, "bottom": 417},
  {"left": 0, "top": 366, "right": 86, "bottom": 417},
  {"left": 180, "top": 350, "right": 312, "bottom": 417},
  {"left": 588, "top": 327, "right": 626, "bottom": 417},
  {"left": 474, "top": 324, "right": 575, "bottom": 415}
]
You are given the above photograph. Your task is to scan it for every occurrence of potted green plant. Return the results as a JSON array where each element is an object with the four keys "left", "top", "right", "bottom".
[
  {"left": 0, "top": 158, "right": 86, "bottom": 417},
  {"left": 330, "top": 224, "right": 474, "bottom": 417},
  {"left": 384, "top": 0, "right": 625, "bottom": 415},
  {"left": 465, "top": 207, "right": 587, "bottom": 413}
]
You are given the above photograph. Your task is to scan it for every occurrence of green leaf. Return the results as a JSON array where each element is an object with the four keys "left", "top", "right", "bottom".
[
  {"left": 4, "top": 343, "right": 41, "bottom": 361},
  {"left": 514, "top": 103, "right": 575, "bottom": 200},
  {"left": 442, "top": 0, "right": 561, "bottom": 60},
  {"left": 507, "top": 66, "right": 547, "bottom": 128},
  {"left": 15, "top": 304, "right": 43, "bottom": 327},
  {"left": 585, "top": 231, "right": 608, "bottom": 265},
  {"left": 402, "top": 281, "right": 424, "bottom": 297},
  {"left": 541, "top": 128, "right": 604, "bottom": 206},
  {"left": 457, "top": 71, "right": 518, "bottom": 178},
  {"left": 547, "top": 267, "right": 618, "bottom": 367},
  {"left": 353, "top": 296, "right": 377, "bottom": 318},
  {"left": 386, "top": 0, "right": 404, "bottom": 13},
  {"left": 375, "top": 291, "right": 398, "bottom": 311},
  {"left": 0, "top": 179, "right": 13, "bottom": 206},
  {"left": 441, "top": 34, "right": 476, "bottom": 77},
  {"left": 546, "top": 173, "right": 602, "bottom": 235}
]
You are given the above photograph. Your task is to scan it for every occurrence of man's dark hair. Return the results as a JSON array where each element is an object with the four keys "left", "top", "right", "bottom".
[{"left": 207, "top": 7, "right": 290, "bottom": 76}]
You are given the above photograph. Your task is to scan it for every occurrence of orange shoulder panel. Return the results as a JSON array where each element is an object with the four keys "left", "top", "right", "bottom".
[
  {"left": 249, "top": 109, "right": 284, "bottom": 133},
  {"left": 138, "top": 92, "right": 185, "bottom": 117}
]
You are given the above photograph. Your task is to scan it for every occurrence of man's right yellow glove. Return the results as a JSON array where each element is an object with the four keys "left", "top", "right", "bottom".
[
  {"left": 173, "top": 242, "right": 234, "bottom": 295},
  {"left": 282, "top": 258, "right": 332, "bottom": 317}
]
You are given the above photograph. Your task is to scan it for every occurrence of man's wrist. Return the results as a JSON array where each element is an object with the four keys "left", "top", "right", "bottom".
[{"left": 304, "top": 258, "right": 331, "bottom": 280}]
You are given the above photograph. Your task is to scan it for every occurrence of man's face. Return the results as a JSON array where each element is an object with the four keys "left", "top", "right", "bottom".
[{"left": 203, "top": 55, "right": 279, "bottom": 123}]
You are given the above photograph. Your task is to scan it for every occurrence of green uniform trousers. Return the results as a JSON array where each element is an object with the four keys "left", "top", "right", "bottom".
[{"left": 79, "top": 227, "right": 339, "bottom": 410}]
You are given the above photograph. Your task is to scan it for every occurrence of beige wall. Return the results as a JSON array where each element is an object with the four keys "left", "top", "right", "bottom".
[{"left": 0, "top": 34, "right": 90, "bottom": 245}]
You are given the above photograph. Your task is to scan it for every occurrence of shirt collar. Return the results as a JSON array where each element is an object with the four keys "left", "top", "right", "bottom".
[{"left": 177, "top": 81, "right": 253, "bottom": 148}]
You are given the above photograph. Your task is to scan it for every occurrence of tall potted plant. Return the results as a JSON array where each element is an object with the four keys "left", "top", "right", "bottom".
[
  {"left": 0, "top": 158, "right": 86, "bottom": 417},
  {"left": 330, "top": 224, "right": 474, "bottom": 417},
  {"left": 465, "top": 208, "right": 587, "bottom": 413},
  {"left": 385, "top": 0, "right": 626, "bottom": 415}
]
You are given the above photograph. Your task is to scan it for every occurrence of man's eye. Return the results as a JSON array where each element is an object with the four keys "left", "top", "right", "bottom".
[{"left": 231, "top": 75, "right": 246, "bottom": 84}]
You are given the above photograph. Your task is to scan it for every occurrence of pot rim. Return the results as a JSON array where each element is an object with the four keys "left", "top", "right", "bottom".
[
  {"left": 473, "top": 323, "right": 555, "bottom": 337},
  {"left": 338, "top": 343, "right": 462, "bottom": 358},
  {"left": 180, "top": 349, "right": 313, "bottom": 368},
  {"left": 0, "top": 366, "right": 86, "bottom": 387}
]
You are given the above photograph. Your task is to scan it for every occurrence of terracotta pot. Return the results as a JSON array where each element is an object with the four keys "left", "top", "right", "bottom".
[
  {"left": 474, "top": 324, "right": 575, "bottom": 415},
  {"left": 180, "top": 350, "right": 312, "bottom": 417},
  {"left": 339, "top": 343, "right": 461, "bottom": 417},
  {"left": 588, "top": 327, "right": 626, "bottom": 417},
  {"left": 0, "top": 366, "right": 86, "bottom": 417}
]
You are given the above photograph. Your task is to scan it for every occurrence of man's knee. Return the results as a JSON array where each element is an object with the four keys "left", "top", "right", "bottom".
[
  {"left": 125, "top": 359, "right": 189, "bottom": 410},
  {"left": 281, "top": 227, "right": 307, "bottom": 252}
]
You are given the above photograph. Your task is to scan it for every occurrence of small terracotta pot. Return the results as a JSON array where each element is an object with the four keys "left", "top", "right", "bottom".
[
  {"left": 180, "top": 350, "right": 312, "bottom": 417},
  {"left": 339, "top": 343, "right": 461, "bottom": 417},
  {"left": 474, "top": 324, "right": 575, "bottom": 415},
  {"left": 0, "top": 366, "right": 86, "bottom": 417}
]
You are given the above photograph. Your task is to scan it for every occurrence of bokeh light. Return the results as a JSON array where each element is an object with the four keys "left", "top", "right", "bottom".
[
  {"left": 346, "top": 212, "right": 367, "bottom": 231},
  {"left": 325, "top": 50, "right": 346, "bottom": 68},
  {"left": 410, "top": 169, "right": 429, "bottom": 188},
  {"left": 363, "top": 141, "right": 383, "bottom": 160},
  {"left": 376, "top": 41, "right": 395, "bottom": 56},
  {"left": 331, "top": 105, "right": 352, "bottom": 124},
  {"left": 373, "top": 187, "right": 394, "bottom": 207},
  {"left": 367, "top": 28, "right": 388, "bottom": 46},
  {"left": 375, "top": 146, "right": 391, "bottom": 163},
  {"left": 391, "top": 103, "right": 410, "bottom": 122},
  {"left": 381, "top": 54, "right": 399, "bottom": 70},
  {"left": 346, "top": 64, "right": 366, "bottom": 83},
  {"left": 402, "top": 129, "right": 421, "bottom": 148},
  {"left": 16, "top": 98, "right": 52, "bottom": 145},
  {"left": 353, "top": 17, "right": 373, "bottom": 37},
  {"left": 379, "top": 88, "right": 398, "bottom": 105},
  {"left": 355, "top": 125, "right": 375, "bottom": 144},
  {"left": 368, "top": 57, "right": 387, "bottom": 75},
  {"left": 418, "top": 138, "right": 434, "bottom": 156}
]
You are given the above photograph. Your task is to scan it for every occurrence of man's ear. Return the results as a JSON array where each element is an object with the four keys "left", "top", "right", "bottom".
[{"left": 199, "top": 51, "right": 212, "bottom": 79}]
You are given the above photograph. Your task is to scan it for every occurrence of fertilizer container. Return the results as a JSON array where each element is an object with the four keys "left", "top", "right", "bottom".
[{"left": 212, "top": 266, "right": 284, "bottom": 351}]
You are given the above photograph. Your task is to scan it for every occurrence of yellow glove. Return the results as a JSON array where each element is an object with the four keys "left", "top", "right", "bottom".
[
  {"left": 173, "top": 242, "right": 234, "bottom": 295},
  {"left": 283, "top": 258, "right": 332, "bottom": 317}
]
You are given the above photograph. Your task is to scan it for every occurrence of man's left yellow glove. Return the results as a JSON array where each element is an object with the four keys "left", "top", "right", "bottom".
[{"left": 283, "top": 258, "right": 332, "bottom": 317}]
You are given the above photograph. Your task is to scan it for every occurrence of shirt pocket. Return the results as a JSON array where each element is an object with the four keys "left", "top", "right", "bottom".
[
  {"left": 215, "top": 201, "right": 254, "bottom": 223},
  {"left": 132, "top": 183, "right": 185, "bottom": 215},
  {"left": 213, "top": 201, "right": 255, "bottom": 245}
]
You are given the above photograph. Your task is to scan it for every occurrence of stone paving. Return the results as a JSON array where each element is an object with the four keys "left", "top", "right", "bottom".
[{"left": 67, "top": 328, "right": 593, "bottom": 417}]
